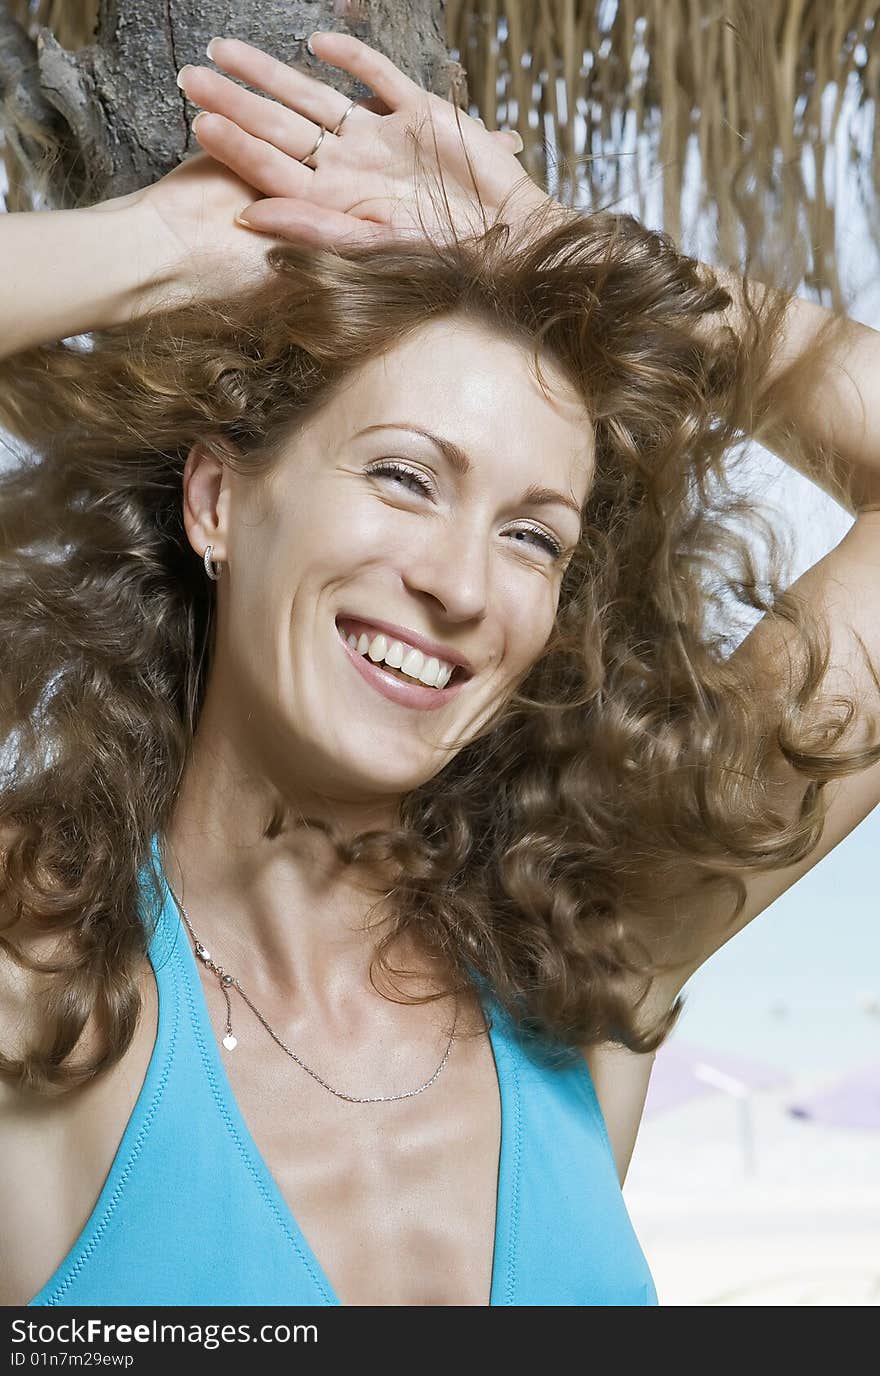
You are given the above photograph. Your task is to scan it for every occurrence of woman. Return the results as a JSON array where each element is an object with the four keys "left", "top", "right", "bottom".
[{"left": 0, "top": 31, "right": 878, "bottom": 1307}]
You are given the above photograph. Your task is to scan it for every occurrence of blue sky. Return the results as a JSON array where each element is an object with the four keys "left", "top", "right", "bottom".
[{"left": 677, "top": 801, "right": 879, "bottom": 1076}]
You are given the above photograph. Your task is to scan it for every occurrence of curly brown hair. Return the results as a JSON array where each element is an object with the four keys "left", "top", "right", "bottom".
[{"left": 1, "top": 194, "right": 878, "bottom": 1095}]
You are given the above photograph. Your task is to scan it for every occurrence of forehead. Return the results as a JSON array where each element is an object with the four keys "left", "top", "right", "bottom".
[{"left": 320, "top": 314, "right": 595, "bottom": 501}]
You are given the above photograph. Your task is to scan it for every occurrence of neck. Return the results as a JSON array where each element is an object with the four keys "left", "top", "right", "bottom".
[{"left": 158, "top": 731, "right": 445, "bottom": 1018}]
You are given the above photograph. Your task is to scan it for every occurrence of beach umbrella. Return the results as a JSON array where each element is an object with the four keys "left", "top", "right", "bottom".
[
  {"left": 788, "top": 1063, "right": 880, "bottom": 1131},
  {"left": 645, "top": 1042, "right": 789, "bottom": 1175},
  {"left": 645, "top": 1042, "right": 789, "bottom": 1117}
]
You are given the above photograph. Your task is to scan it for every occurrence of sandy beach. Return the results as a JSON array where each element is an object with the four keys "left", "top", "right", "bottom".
[{"left": 624, "top": 1059, "right": 880, "bottom": 1305}]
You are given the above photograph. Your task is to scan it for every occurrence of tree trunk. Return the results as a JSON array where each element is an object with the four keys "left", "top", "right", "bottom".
[{"left": 0, "top": 0, "right": 463, "bottom": 209}]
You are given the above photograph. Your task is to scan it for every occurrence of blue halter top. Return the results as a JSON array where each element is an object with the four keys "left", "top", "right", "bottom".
[{"left": 28, "top": 834, "right": 657, "bottom": 1306}]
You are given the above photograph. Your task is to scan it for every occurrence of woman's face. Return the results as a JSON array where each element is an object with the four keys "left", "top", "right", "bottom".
[{"left": 187, "top": 314, "right": 594, "bottom": 806}]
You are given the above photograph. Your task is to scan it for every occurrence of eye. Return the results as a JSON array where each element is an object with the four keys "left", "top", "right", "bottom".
[
  {"left": 506, "top": 525, "right": 565, "bottom": 559},
  {"left": 365, "top": 459, "right": 434, "bottom": 495}
]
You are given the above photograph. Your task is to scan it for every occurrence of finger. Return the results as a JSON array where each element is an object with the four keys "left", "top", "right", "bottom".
[
  {"left": 307, "top": 31, "right": 425, "bottom": 112},
  {"left": 236, "top": 197, "right": 397, "bottom": 248},
  {"left": 464, "top": 116, "right": 523, "bottom": 153},
  {"left": 205, "top": 36, "right": 372, "bottom": 133},
  {"left": 191, "top": 112, "right": 313, "bottom": 199},
  {"left": 180, "top": 65, "right": 327, "bottom": 163},
  {"left": 458, "top": 113, "right": 523, "bottom": 153}
]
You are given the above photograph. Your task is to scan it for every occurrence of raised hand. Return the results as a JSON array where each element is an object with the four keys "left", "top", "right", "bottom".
[
  {"left": 131, "top": 151, "right": 294, "bottom": 305},
  {"left": 176, "top": 31, "right": 552, "bottom": 248}
]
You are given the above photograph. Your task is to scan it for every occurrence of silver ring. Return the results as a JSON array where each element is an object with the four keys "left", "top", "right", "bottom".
[
  {"left": 331, "top": 100, "right": 357, "bottom": 136},
  {"left": 301, "top": 123, "right": 326, "bottom": 168},
  {"left": 203, "top": 544, "right": 222, "bottom": 581}
]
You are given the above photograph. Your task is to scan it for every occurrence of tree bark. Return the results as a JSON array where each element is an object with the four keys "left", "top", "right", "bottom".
[{"left": 0, "top": 0, "right": 462, "bottom": 209}]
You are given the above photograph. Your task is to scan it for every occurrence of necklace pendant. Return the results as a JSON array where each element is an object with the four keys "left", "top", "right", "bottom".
[{"left": 167, "top": 873, "right": 460, "bottom": 1099}]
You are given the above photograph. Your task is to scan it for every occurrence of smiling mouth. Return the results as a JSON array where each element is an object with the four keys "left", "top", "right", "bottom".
[
  {"left": 333, "top": 617, "right": 474, "bottom": 712},
  {"left": 335, "top": 616, "right": 471, "bottom": 688}
]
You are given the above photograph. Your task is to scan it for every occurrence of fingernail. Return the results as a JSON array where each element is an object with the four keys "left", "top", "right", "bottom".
[
  {"left": 507, "top": 129, "right": 524, "bottom": 154},
  {"left": 191, "top": 111, "right": 208, "bottom": 131},
  {"left": 234, "top": 209, "right": 253, "bottom": 227},
  {"left": 206, "top": 38, "right": 220, "bottom": 61},
  {"left": 176, "top": 65, "right": 192, "bottom": 89},
  {"left": 306, "top": 33, "right": 318, "bottom": 56}
]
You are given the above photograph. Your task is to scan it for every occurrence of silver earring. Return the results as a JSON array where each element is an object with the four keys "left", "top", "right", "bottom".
[{"left": 203, "top": 544, "right": 223, "bottom": 581}]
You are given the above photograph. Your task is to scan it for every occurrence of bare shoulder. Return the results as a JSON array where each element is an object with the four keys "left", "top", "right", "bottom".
[{"left": 0, "top": 909, "right": 158, "bottom": 1306}]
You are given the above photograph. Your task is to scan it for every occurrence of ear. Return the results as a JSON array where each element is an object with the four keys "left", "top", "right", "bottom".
[{"left": 181, "top": 436, "right": 237, "bottom": 568}]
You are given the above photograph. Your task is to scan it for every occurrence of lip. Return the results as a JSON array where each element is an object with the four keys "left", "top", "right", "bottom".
[
  {"left": 335, "top": 613, "right": 474, "bottom": 677},
  {"left": 336, "top": 623, "right": 470, "bottom": 711}
]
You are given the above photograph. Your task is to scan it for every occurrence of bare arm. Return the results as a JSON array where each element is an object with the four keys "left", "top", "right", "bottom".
[
  {"left": 0, "top": 153, "right": 293, "bottom": 367},
  {"left": 705, "top": 266, "right": 880, "bottom": 514},
  {"left": 0, "top": 191, "right": 180, "bottom": 362},
  {"left": 583, "top": 1042, "right": 657, "bottom": 1188}
]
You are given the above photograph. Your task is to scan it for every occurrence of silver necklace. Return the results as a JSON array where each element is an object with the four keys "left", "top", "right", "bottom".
[{"left": 164, "top": 878, "right": 459, "bottom": 1105}]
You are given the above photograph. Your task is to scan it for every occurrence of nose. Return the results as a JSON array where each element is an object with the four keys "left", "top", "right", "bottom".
[{"left": 399, "top": 513, "right": 491, "bottom": 624}]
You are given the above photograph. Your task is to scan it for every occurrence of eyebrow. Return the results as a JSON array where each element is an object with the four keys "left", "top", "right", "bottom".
[{"left": 354, "top": 422, "right": 584, "bottom": 520}]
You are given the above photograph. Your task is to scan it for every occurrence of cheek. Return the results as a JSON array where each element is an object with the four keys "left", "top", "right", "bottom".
[
  {"left": 238, "top": 488, "right": 388, "bottom": 588},
  {"left": 493, "top": 594, "right": 559, "bottom": 685},
  {"left": 514, "top": 630, "right": 554, "bottom": 680},
  {"left": 296, "top": 488, "right": 400, "bottom": 564}
]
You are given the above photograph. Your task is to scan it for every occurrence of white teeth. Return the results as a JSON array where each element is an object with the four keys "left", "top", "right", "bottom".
[
  {"left": 367, "top": 633, "right": 389, "bottom": 663},
  {"left": 340, "top": 621, "right": 458, "bottom": 689},
  {"left": 400, "top": 646, "right": 425, "bottom": 678},
  {"left": 419, "top": 656, "right": 441, "bottom": 686}
]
